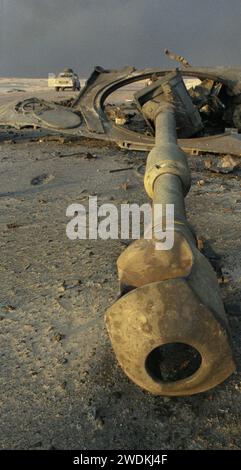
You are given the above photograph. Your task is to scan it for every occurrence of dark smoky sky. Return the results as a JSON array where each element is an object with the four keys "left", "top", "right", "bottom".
[{"left": 0, "top": 0, "right": 240, "bottom": 77}]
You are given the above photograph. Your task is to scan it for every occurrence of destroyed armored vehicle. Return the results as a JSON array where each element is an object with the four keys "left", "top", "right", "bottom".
[
  {"left": 1, "top": 61, "right": 241, "bottom": 156},
  {"left": 0, "top": 58, "right": 240, "bottom": 396}
]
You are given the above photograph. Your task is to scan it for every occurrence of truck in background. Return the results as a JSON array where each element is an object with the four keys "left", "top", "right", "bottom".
[{"left": 48, "top": 68, "right": 81, "bottom": 92}]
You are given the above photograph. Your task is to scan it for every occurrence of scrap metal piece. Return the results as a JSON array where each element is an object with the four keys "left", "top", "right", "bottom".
[
  {"left": 164, "top": 48, "right": 191, "bottom": 68},
  {"left": 189, "top": 79, "right": 226, "bottom": 125},
  {"left": 106, "top": 101, "right": 235, "bottom": 396}
]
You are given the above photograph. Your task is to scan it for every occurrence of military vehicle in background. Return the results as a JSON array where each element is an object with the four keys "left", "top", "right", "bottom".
[{"left": 48, "top": 68, "right": 81, "bottom": 92}]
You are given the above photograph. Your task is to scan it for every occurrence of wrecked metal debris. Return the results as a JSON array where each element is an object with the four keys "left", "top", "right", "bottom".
[
  {"left": 0, "top": 65, "right": 241, "bottom": 155},
  {"left": 164, "top": 48, "right": 191, "bottom": 68}
]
